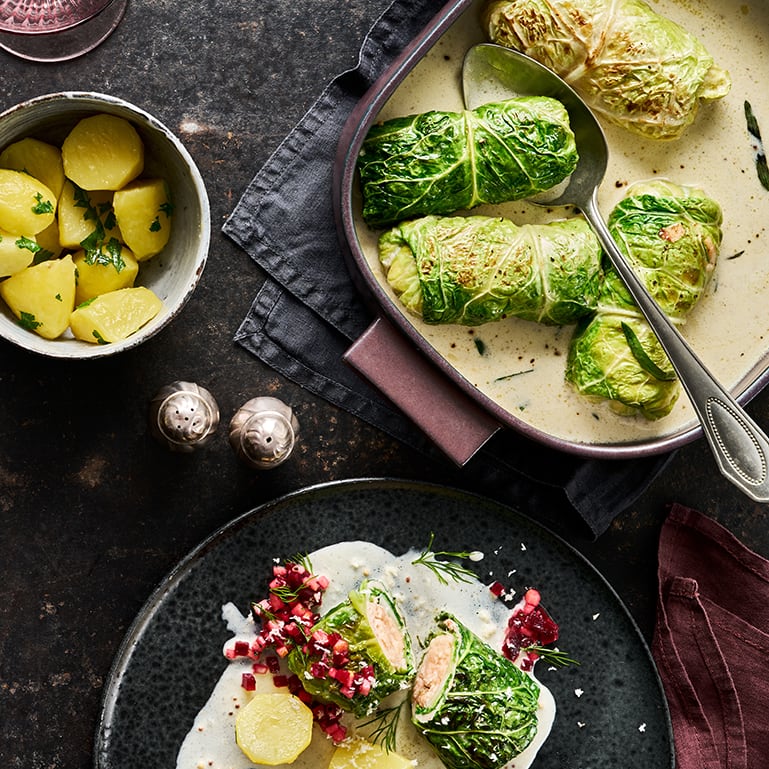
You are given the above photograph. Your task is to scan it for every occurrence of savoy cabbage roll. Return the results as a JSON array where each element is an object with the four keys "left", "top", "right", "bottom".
[
  {"left": 484, "top": 0, "right": 731, "bottom": 140},
  {"left": 411, "top": 613, "right": 541, "bottom": 769},
  {"left": 379, "top": 214, "right": 602, "bottom": 326},
  {"left": 566, "top": 180, "right": 723, "bottom": 419},
  {"left": 358, "top": 97, "right": 578, "bottom": 228},
  {"left": 286, "top": 579, "right": 414, "bottom": 717}
]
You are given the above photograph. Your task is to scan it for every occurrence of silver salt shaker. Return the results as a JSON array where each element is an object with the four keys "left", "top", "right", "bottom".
[
  {"left": 229, "top": 396, "right": 299, "bottom": 469},
  {"left": 149, "top": 381, "right": 220, "bottom": 452}
]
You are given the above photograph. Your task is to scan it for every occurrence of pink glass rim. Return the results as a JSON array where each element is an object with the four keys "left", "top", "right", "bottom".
[{"left": 0, "top": 0, "right": 114, "bottom": 34}]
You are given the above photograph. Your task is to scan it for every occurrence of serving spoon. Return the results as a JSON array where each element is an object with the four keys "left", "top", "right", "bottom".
[{"left": 463, "top": 42, "right": 769, "bottom": 501}]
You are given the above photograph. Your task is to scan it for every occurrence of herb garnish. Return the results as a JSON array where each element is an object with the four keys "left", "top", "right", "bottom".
[
  {"left": 526, "top": 645, "right": 579, "bottom": 668},
  {"left": 357, "top": 703, "right": 403, "bottom": 753},
  {"left": 32, "top": 192, "right": 54, "bottom": 215},
  {"left": 18, "top": 311, "right": 42, "bottom": 331},
  {"left": 412, "top": 532, "right": 478, "bottom": 585},
  {"left": 745, "top": 100, "right": 769, "bottom": 192},
  {"left": 72, "top": 184, "right": 120, "bottom": 261},
  {"left": 495, "top": 368, "right": 535, "bottom": 381},
  {"left": 621, "top": 322, "right": 676, "bottom": 381},
  {"left": 83, "top": 237, "right": 126, "bottom": 273}
]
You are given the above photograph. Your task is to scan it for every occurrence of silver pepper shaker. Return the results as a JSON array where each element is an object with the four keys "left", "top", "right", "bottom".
[
  {"left": 229, "top": 396, "right": 300, "bottom": 469},
  {"left": 149, "top": 381, "right": 220, "bottom": 452}
]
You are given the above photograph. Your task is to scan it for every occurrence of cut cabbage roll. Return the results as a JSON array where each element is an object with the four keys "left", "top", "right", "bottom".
[
  {"left": 287, "top": 580, "right": 414, "bottom": 717},
  {"left": 566, "top": 180, "right": 722, "bottom": 419},
  {"left": 484, "top": 0, "right": 731, "bottom": 140},
  {"left": 358, "top": 97, "right": 578, "bottom": 228},
  {"left": 379, "top": 214, "right": 603, "bottom": 326},
  {"left": 411, "top": 613, "right": 540, "bottom": 769}
]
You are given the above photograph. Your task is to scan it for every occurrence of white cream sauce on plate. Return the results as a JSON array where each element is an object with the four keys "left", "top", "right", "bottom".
[{"left": 176, "top": 541, "right": 556, "bottom": 769}]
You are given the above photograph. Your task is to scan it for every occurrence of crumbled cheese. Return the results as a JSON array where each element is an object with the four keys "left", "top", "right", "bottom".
[
  {"left": 592, "top": 613, "right": 600, "bottom": 621},
  {"left": 520, "top": 543, "right": 527, "bottom": 551},
  {"left": 574, "top": 688, "right": 584, "bottom": 698},
  {"left": 639, "top": 723, "right": 647, "bottom": 733}
]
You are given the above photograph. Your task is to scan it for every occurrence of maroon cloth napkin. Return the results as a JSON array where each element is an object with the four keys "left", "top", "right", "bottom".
[{"left": 653, "top": 504, "right": 769, "bottom": 769}]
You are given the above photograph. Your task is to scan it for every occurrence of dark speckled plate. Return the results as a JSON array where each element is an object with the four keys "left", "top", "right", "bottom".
[{"left": 94, "top": 479, "right": 674, "bottom": 769}]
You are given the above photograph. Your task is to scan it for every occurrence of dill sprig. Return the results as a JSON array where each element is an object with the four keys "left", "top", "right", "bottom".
[
  {"left": 528, "top": 645, "right": 580, "bottom": 668},
  {"left": 412, "top": 532, "right": 478, "bottom": 585},
  {"left": 357, "top": 703, "right": 404, "bottom": 753}
]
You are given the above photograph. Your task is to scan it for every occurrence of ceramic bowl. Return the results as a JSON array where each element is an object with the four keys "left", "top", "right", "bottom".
[{"left": 0, "top": 91, "right": 210, "bottom": 359}]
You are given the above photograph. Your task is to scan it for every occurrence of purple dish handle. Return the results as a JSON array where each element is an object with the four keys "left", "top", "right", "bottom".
[{"left": 344, "top": 316, "right": 501, "bottom": 465}]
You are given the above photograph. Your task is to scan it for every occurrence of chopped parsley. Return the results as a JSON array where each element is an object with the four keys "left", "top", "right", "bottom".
[
  {"left": 32, "top": 248, "right": 56, "bottom": 265},
  {"left": 149, "top": 215, "right": 162, "bottom": 233},
  {"left": 32, "top": 192, "right": 54, "bottom": 216},
  {"left": 18, "top": 311, "right": 42, "bottom": 331},
  {"left": 15, "top": 235, "right": 40, "bottom": 254},
  {"left": 82, "top": 236, "right": 126, "bottom": 273},
  {"left": 92, "top": 329, "right": 108, "bottom": 345}
]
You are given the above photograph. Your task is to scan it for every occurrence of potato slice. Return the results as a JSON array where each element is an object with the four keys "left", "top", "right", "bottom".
[
  {"left": 58, "top": 181, "right": 121, "bottom": 249},
  {"left": 0, "top": 254, "right": 76, "bottom": 339},
  {"left": 0, "top": 168, "right": 56, "bottom": 235},
  {"left": 112, "top": 178, "right": 172, "bottom": 260},
  {"left": 234, "top": 691, "right": 313, "bottom": 766},
  {"left": 70, "top": 286, "right": 162, "bottom": 344},
  {"left": 0, "top": 228, "right": 38, "bottom": 278},
  {"left": 74, "top": 244, "right": 139, "bottom": 304},
  {"left": 328, "top": 737, "right": 416, "bottom": 769},
  {"left": 0, "top": 137, "right": 65, "bottom": 198},
  {"left": 62, "top": 114, "right": 144, "bottom": 190}
]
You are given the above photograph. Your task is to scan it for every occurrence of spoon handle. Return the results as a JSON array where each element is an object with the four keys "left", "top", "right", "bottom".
[{"left": 584, "top": 193, "right": 769, "bottom": 500}]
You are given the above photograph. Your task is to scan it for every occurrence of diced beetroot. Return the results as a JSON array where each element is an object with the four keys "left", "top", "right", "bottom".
[
  {"left": 295, "top": 687, "right": 313, "bottom": 704},
  {"left": 273, "top": 674, "right": 289, "bottom": 687},
  {"left": 252, "top": 661, "right": 269, "bottom": 674},
  {"left": 310, "top": 661, "right": 330, "bottom": 678},
  {"left": 328, "top": 668, "right": 354, "bottom": 687},
  {"left": 241, "top": 672, "right": 256, "bottom": 691},
  {"left": 502, "top": 588, "right": 559, "bottom": 663},
  {"left": 489, "top": 581, "right": 506, "bottom": 598}
]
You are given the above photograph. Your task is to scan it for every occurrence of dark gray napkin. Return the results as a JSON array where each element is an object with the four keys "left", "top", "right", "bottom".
[{"left": 223, "top": 0, "right": 673, "bottom": 537}]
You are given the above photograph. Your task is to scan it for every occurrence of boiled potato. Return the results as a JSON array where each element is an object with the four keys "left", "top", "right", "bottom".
[
  {"left": 0, "top": 168, "right": 56, "bottom": 235},
  {"left": 0, "top": 228, "right": 37, "bottom": 278},
  {"left": 35, "top": 218, "right": 63, "bottom": 260},
  {"left": 0, "top": 254, "right": 76, "bottom": 339},
  {"left": 74, "top": 244, "right": 139, "bottom": 304},
  {"left": 0, "top": 137, "right": 65, "bottom": 198},
  {"left": 62, "top": 114, "right": 144, "bottom": 190},
  {"left": 112, "top": 178, "right": 172, "bottom": 260},
  {"left": 70, "top": 286, "right": 161, "bottom": 343},
  {"left": 328, "top": 739, "right": 415, "bottom": 769},
  {"left": 328, "top": 737, "right": 416, "bottom": 769},
  {"left": 58, "top": 181, "right": 121, "bottom": 249},
  {"left": 234, "top": 692, "right": 313, "bottom": 766}
]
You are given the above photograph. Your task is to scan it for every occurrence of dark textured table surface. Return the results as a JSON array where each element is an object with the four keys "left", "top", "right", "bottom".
[{"left": 2, "top": 2, "right": 769, "bottom": 768}]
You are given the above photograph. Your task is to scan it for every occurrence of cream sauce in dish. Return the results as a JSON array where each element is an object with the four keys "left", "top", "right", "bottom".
[
  {"left": 351, "top": 0, "right": 769, "bottom": 454},
  {"left": 176, "top": 541, "right": 556, "bottom": 769}
]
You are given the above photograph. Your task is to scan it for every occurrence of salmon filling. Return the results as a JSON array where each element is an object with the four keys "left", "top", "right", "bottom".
[{"left": 412, "top": 633, "right": 454, "bottom": 710}]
